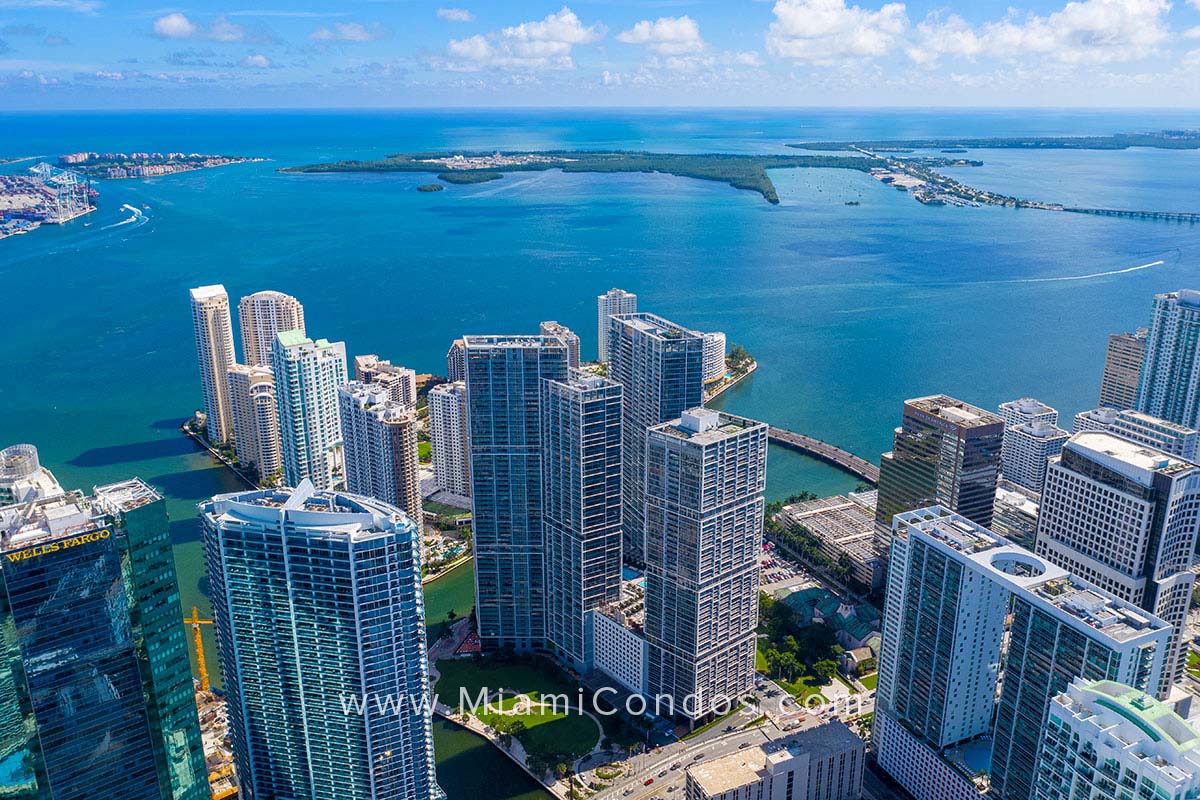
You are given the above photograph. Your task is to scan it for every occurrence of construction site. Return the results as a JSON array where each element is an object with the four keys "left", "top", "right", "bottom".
[{"left": 186, "top": 605, "right": 238, "bottom": 800}]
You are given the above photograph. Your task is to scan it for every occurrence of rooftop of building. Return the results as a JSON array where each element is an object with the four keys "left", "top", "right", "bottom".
[
  {"left": 1114, "top": 410, "right": 1198, "bottom": 436},
  {"left": 189, "top": 284, "right": 226, "bottom": 301},
  {"left": 275, "top": 328, "right": 312, "bottom": 348},
  {"left": 651, "top": 407, "right": 765, "bottom": 444},
  {"left": 897, "top": 507, "right": 1169, "bottom": 643},
  {"left": 462, "top": 334, "right": 564, "bottom": 349},
  {"left": 1, "top": 489, "right": 100, "bottom": 552},
  {"left": 554, "top": 369, "right": 620, "bottom": 392},
  {"left": 1030, "top": 578, "right": 1161, "bottom": 642},
  {"left": 240, "top": 289, "right": 298, "bottom": 302},
  {"left": 687, "top": 746, "right": 769, "bottom": 795},
  {"left": 1161, "top": 289, "right": 1200, "bottom": 308},
  {"left": 203, "top": 479, "right": 415, "bottom": 537},
  {"left": 781, "top": 493, "right": 876, "bottom": 549},
  {"left": 688, "top": 722, "right": 860, "bottom": 796},
  {"left": 0, "top": 443, "right": 42, "bottom": 481},
  {"left": 93, "top": 478, "right": 161, "bottom": 514},
  {"left": 1077, "top": 407, "right": 1120, "bottom": 423},
  {"left": 1000, "top": 397, "right": 1057, "bottom": 416},
  {"left": 340, "top": 382, "right": 416, "bottom": 420},
  {"left": 1058, "top": 679, "right": 1200, "bottom": 763},
  {"left": 906, "top": 395, "right": 1004, "bottom": 428},
  {"left": 995, "top": 482, "right": 1040, "bottom": 515},
  {"left": 1067, "top": 431, "right": 1192, "bottom": 478},
  {"left": 1012, "top": 420, "right": 1070, "bottom": 439},
  {"left": 608, "top": 311, "right": 701, "bottom": 341}
]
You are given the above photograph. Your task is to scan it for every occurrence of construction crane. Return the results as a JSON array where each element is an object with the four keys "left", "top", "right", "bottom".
[{"left": 184, "top": 606, "right": 214, "bottom": 694}]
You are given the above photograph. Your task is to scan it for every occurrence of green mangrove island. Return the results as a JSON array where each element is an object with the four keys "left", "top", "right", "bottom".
[
  {"left": 281, "top": 150, "right": 884, "bottom": 204},
  {"left": 789, "top": 129, "right": 1200, "bottom": 152}
]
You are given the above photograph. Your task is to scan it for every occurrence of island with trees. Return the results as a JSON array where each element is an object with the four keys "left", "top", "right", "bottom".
[
  {"left": 281, "top": 150, "right": 884, "bottom": 204},
  {"left": 788, "top": 129, "right": 1200, "bottom": 152}
]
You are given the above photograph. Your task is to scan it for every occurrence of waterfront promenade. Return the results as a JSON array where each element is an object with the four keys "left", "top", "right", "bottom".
[{"left": 766, "top": 427, "right": 879, "bottom": 484}]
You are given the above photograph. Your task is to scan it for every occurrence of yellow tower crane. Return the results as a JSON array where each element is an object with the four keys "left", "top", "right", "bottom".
[{"left": 183, "top": 606, "right": 213, "bottom": 694}]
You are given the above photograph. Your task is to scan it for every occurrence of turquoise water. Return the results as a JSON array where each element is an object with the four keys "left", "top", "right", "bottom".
[{"left": 2, "top": 108, "right": 1198, "bottom": 798}]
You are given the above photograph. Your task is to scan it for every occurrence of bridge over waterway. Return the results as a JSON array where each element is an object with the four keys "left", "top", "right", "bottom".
[
  {"left": 766, "top": 427, "right": 880, "bottom": 484},
  {"left": 1063, "top": 207, "right": 1200, "bottom": 223}
]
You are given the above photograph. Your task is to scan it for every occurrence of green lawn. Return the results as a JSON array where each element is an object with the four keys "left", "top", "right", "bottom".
[
  {"left": 755, "top": 644, "right": 768, "bottom": 672},
  {"left": 422, "top": 560, "right": 474, "bottom": 641},
  {"left": 436, "top": 659, "right": 599, "bottom": 762},
  {"left": 778, "top": 674, "right": 830, "bottom": 703},
  {"left": 425, "top": 500, "right": 469, "bottom": 517},
  {"left": 859, "top": 672, "right": 878, "bottom": 690},
  {"left": 419, "top": 441, "right": 432, "bottom": 462}
]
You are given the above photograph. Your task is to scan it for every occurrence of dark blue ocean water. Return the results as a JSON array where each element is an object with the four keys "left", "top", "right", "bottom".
[{"left": 1, "top": 108, "right": 1198, "bottom": 798}]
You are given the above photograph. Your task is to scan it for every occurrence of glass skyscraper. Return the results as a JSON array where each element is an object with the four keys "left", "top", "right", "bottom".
[
  {"left": 0, "top": 479, "right": 207, "bottom": 800},
  {"left": 874, "top": 395, "right": 1004, "bottom": 558},
  {"left": 201, "top": 481, "right": 441, "bottom": 800},
  {"left": 541, "top": 371, "right": 623, "bottom": 671},
  {"left": 463, "top": 335, "right": 568, "bottom": 651},
  {"left": 605, "top": 312, "right": 705, "bottom": 564},
  {"left": 644, "top": 408, "right": 767, "bottom": 722}
]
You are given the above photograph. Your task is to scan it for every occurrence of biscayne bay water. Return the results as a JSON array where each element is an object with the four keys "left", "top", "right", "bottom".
[{"left": 2, "top": 108, "right": 1199, "bottom": 799}]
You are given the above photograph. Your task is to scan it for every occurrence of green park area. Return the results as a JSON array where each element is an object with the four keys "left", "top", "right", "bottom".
[
  {"left": 436, "top": 658, "right": 601, "bottom": 774},
  {"left": 756, "top": 593, "right": 843, "bottom": 702}
]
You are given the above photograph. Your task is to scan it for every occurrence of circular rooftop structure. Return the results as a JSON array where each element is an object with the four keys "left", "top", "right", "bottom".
[{"left": 989, "top": 550, "right": 1048, "bottom": 579}]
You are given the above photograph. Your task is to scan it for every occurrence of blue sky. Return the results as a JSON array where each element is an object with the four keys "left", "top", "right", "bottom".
[{"left": 2, "top": 0, "right": 1200, "bottom": 108}]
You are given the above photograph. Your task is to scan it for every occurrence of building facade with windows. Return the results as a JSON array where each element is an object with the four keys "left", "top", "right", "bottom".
[
  {"left": 596, "top": 287, "right": 637, "bottom": 363},
  {"left": 338, "top": 382, "right": 423, "bottom": 527},
  {"left": 606, "top": 312, "right": 705, "bottom": 563},
  {"left": 190, "top": 284, "right": 237, "bottom": 443},
  {"left": 541, "top": 372, "right": 623, "bottom": 671},
  {"left": 428, "top": 381, "right": 470, "bottom": 497},
  {"left": 272, "top": 330, "right": 348, "bottom": 489},
  {"left": 0, "top": 480, "right": 208, "bottom": 800},
  {"left": 201, "top": 482, "right": 442, "bottom": 800},
  {"left": 464, "top": 335, "right": 567, "bottom": 650},
  {"left": 644, "top": 409, "right": 767, "bottom": 721},
  {"left": 1034, "top": 432, "right": 1200, "bottom": 697},
  {"left": 238, "top": 289, "right": 305, "bottom": 368},
  {"left": 1137, "top": 289, "right": 1200, "bottom": 430}
]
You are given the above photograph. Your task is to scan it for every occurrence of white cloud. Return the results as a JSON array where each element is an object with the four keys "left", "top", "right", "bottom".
[
  {"left": 1185, "top": 26, "right": 1200, "bottom": 39},
  {"left": 767, "top": 0, "right": 908, "bottom": 62},
  {"left": 973, "top": 0, "right": 1170, "bottom": 64},
  {"left": 93, "top": 69, "right": 123, "bottom": 80},
  {"left": 310, "top": 22, "right": 386, "bottom": 42},
  {"left": 208, "top": 16, "right": 245, "bottom": 42},
  {"left": 241, "top": 53, "right": 270, "bottom": 68},
  {"left": 152, "top": 12, "right": 196, "bottom": 39},
  {"left": 0, "top": 0, "right": 99, "bottom": 13},
  {"left": 906, "top": 13, "right": 982, "bottom": 63},
  {"left": 908, "top": 0, "right": 1171, "bottom": 65},
  {"left": 437, "top": 7, "right": 474, "bottom": 23},
  {"left": 447, "top": 34, "right": 492, "bottom": 60},
  {"left": 437, "top": 6, "right": 602, "bottom": 70},
  {"left": 152, "top": 12, "right": 245, "bottom": 42},
  {"left": 617, "top": 15, "right": 704, "bottom": 55}
]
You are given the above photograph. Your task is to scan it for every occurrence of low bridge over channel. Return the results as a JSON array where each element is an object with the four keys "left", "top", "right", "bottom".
[{"left": 766, "top": 427, "right": 880, "bottom": 485}]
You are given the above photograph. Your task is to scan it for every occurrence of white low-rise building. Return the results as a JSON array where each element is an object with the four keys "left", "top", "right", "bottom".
[
  {"left": 685, "top": 722, "right": 864, "bottom": 800},
  {"left": 588, "top": 607, "right": 648, "bottom": 694}
]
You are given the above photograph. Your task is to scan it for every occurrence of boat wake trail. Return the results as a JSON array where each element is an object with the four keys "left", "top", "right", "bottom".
[
  {"left": 1012, "top": 259, "right": 1164, "bottom": 284},
  {"left": 102, "top": 203, "right": 148, "bottom": 231}
]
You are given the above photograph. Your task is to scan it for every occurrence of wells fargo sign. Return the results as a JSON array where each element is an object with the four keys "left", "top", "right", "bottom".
[{"left": 4, "top": 528, "right": 111, "bottom": 563}]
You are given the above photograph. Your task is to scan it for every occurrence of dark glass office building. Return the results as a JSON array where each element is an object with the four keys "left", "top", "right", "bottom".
[{"left": 0, "top": 479, "right": 207, "bottom": 800}]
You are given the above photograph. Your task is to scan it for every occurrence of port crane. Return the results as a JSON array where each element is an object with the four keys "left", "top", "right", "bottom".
[{"left": 183, "top": 606, "right": 214, "bottom": 694}]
